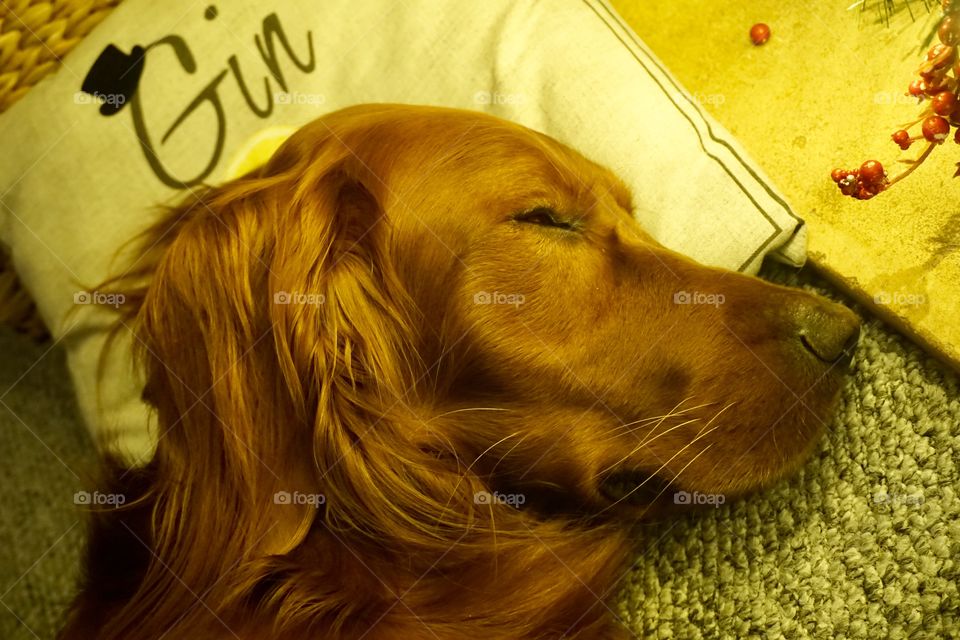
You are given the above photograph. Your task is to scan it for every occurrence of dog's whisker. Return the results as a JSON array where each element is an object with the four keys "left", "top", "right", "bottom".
[
  {"left": 621, "top": 400, "right": 731, "bottom": 459},
  {"left": 670, "top": 395, "right": 703, "bottom": 414},
  {"left": 487, "top": 431, "right": 534, "bottom": 478},
  {"left": 595, "top": 419, "right": 724, "bottom": 509},
  {"left": 468, "top": 432, "right": 525, "bottom": 469},
  {"left": 426, "top": 406, "right": 513, "bottom": 423},
  {"left": 633, "top": 400, "right": 717, "bottom": 446},
  {"left": 599, "top": 435, "right": 714, "bottom": 515},
  {"left": 415, "top": 419, "right": 465, "bottom": 473},
  {"left": 692, "top": 401, "right": 736, "bottom": 439},
  {"left": 595, "top": 416, "right": 703, "bottom": 478},
  {"left": 604, "top": 426, "right": 719, "bottom": 512},
  {"left": 632, "top": 416, "right": 703, "bottom": 452},
  {"left": 601, "top": 435, "right": 717, "bottom": 516},
  {"left": 635, "top": 443, "right": 716, "bottom": 520},
  {"left": 599, "top": 418, "right": 669, "bottom": 443},
  {"left": 604, "top": 408, "right": 691, "bottom": 435},
  {"left": 436, "top": 430, "right": 525, "bottom": 524},
  {"left": 597, "top": 412, "right": 677, "bottom": 444},
  {"left": 626, "top": 395, "right": 702, "bottom": 430},
  {"left": 601, "top": 400, "right": 719, "bottom": 442}
]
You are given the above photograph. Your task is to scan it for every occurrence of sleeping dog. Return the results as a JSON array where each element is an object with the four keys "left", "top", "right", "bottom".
[{"left": 60, "top": 104, "right": 859, "bottom": 639}]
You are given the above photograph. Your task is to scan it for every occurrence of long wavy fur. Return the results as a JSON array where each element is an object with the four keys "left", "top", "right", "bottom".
[{"left": 60, "top": 107, "right": 634, "bottom": 640}]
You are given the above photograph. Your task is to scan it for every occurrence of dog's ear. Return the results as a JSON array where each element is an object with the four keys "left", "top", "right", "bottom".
[
  {"left": 263, "top": 135, "right": 493, "bottom": 550},
  {"left": 90, "top": 131, "right": 429, "bottom": 635},
  {"left": 264, "top": 138, "right": 421, "bottom": 434}
]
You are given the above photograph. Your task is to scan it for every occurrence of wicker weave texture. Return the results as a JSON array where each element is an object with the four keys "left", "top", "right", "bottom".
[
  {"left": 0, "top": 0, "right": 121, "bottom": 113},
  {"left": 0, "top": 0, "right": 120, "bottom": 336}
]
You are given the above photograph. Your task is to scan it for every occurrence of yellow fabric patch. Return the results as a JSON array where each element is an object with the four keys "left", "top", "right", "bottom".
[{"left": 224, "top": 126, "right": 298, "bottom": 179}]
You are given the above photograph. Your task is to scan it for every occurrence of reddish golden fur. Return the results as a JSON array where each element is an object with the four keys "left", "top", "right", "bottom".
[{"left": 60, "top": 105, "right": 859, "bottom": 639}]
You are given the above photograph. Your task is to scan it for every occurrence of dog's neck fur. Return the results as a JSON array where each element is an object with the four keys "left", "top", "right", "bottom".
[{"left": 61, "top": 450, "right": 634, "bottom": 640}]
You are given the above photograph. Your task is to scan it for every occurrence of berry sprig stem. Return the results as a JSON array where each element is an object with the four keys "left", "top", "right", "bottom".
[
  {"left": 832, "top": 0, "right": 960, "bottom": 199},
  {"left": 887, "top": 141, "right": 938, "bottom": 187}
]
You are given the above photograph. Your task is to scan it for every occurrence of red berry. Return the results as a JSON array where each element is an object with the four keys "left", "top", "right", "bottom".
[
  {"left": 936, "top": 52, "right": 955, "bottom": 70},
  {"left": 855, "top": 183, "right": 879, "bottom": 200},
  {"left": 859, "top": 160, "right": 886, "bottom": 186},
  {"left": 908, "top": 80, "right": 925, "bottom": 97},
  {"left": 830, "top": 168, "right": 846, "bottom": 183},
  {"left": 928, "top": 44, "right": 948, "bottom": 60},
  {"left": 926, "top": 77, "right": 946, "bottom": 94},
  {"left": 925, "top": 44, "right": 955, "bottom": 71},
  {"left": 750, "top": 23, "right": 770, "bottom": 45},
  {"left": 932, "top": 90, "right": 958, "bottom": 116},
  {"left": 940, "top": 15, "right": 960, "bottom": 45},
  {"left": 836, "top": 172, "right": 859, "bottom": 197},
  {"left": 892, "top": 129, "right": 912, "bottom": 150},
  {"left": 955, "top": 127, "right": 960, "bottom": 143},
  {"left": 922, "top": 115, "right": 951, "bottom": 142}
]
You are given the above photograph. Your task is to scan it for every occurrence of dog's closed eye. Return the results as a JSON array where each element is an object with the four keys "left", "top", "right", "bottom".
[{"left": 513, "top": 206, "right": 575, "bottom": 230}]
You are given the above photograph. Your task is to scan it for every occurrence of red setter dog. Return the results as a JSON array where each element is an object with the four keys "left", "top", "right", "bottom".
[{"left": 59, "top": 104, "right": 860, "bottom": 639}]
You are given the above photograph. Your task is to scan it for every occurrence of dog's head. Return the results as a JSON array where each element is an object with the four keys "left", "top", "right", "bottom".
[
  {"left": 133, "top": 105, "right": 858, "bottom": 518},
  {"left": 75, "top": 104, "right": 858, "bottom": 638}
]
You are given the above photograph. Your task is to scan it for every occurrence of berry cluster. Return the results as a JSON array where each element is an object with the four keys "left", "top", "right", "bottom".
[
  {"left": 832, "top": 0, "right": 960, "bottom": 200},
  {"left": 831, "top": 160, "right": 889, "bottom": 199}
]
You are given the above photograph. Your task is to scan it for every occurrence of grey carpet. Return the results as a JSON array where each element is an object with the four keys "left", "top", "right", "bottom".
[
  {"left": 0, "top": 329, "right": 96, "bottom": 639},
  {"left": 0, "top": 264, "right": 958, "bottom": 640}
]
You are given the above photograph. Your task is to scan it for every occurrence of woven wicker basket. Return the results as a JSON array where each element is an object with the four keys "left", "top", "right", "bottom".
[{"left": 0, "top": 0, "right": 120, "bottom": 338}]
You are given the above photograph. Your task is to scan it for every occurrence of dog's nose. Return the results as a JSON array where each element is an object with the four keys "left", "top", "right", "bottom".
[{"left": 795, "top": 300, "right": 861, "bottom": 366}]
